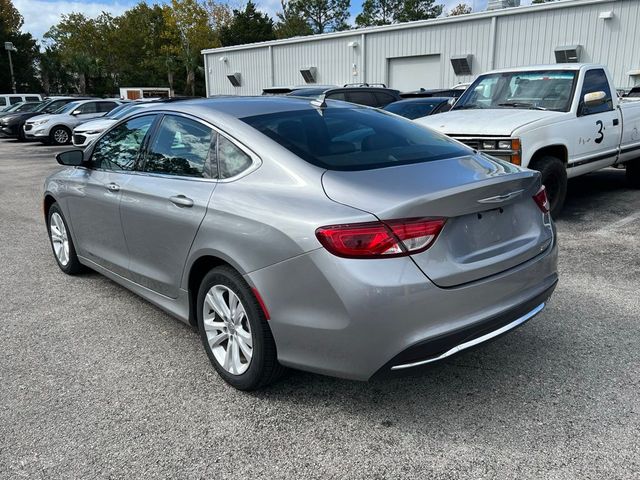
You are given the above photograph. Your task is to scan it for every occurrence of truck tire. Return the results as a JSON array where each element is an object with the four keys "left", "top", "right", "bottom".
[
  {"left": 626, "top": 160, "right": 640, "bottom": 189},
  {"left": 530, "top": 155, "right": 567, "bottom": 219}
]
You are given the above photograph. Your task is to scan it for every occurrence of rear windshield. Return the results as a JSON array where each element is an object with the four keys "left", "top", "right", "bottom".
[{"left": 241, "top": 106, "right": 470, "bottom": 171}]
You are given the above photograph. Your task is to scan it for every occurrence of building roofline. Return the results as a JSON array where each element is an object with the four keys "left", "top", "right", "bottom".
[{"left": 201, "top": 0, "right": 618, "bottom": 55}]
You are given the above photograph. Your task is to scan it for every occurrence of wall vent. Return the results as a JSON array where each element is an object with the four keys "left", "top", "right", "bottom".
[
  {"left": 300, "top": 67, "right": 317, "bottom": 84},
  {"left": 227, "top": 73, "right": 241, "bottom": 87},
  {"left": 554, "top": 45, "right": 582, "bottom": 63},
  {"left": 450, "top": 55, "right": 473, "bottom": 76}
]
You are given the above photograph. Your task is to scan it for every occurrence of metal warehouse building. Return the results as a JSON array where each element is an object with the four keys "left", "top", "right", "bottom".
[{"left": 202, "top": 0, "right": 640, "bottom": 96}]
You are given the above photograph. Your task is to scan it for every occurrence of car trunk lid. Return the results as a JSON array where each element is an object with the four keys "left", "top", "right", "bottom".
[{"left": 321, "top": 154, "right": 553, "bottom": 287}]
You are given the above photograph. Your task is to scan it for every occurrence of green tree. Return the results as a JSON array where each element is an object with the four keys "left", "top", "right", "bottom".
[
  {"left": 356, "top": 0, "right": 399, "bottom": 27},
  {"left": 289, "top": 0, "right": 351, "bottom": 34},
  {"left": 448, "top": 3, "right": 472, "bottom": 16},
  {"left": 395, "top": 0, "right": 443, "bottom": 22},
  {"left": 44, "top": 13, "right": 102, "bottom": 93},
  {"left": 0, "top": 0, "right": 41, "bottom": 92},
  {"left": 163, "top": 0, "right": 216, "bottom": 96},
  {"left": 219, "top": 1, "right": 276, "bottom": 46},
  {"left": 275, "top": 0, "right": 313, "bottom": 39},
  {"left": 112, "top": 3, "right": 173, "bottom": 89}
]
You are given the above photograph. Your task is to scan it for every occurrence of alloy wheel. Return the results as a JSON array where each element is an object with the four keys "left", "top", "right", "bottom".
[
  {"left": 202, "top": 285, "right": 253, "bottom": 375},
  {"left": 50, "top": 212, "right": 70, "bottom": 266},
  {"left": 53, "top": 128, "right": 69, "bottom": 145}
]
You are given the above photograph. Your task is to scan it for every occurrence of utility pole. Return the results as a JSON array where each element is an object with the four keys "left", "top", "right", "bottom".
[{"left": 4, "top": 42, "right": 17, "bottom": 94}]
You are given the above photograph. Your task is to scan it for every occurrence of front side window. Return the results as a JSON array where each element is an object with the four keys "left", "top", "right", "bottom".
[
  {"left": 217, "top": 135, "right": 252, "bottom": 179},
  {"left": 144, "top": 115, "right": 215, "bottom": 178},
  {"left": 579, "top": 69, "right": 613, "bottom": 116},
  {"left": 454, "top": 70, "right": 577, "bottom": 112},
  {"left": 242, "top": 106, "right": 469, "bottom": 171},
  {"left": 9, "top": 97, "right": 22, "bottom": 105},
  {"left": 91, "top": 115, "right": 155, "bottom": 171},
  {"left": 26, "top": 96, "right": 40, "bottom": 102},
  {"left": 78, "top": 102, "right": 98, "bottom": 114}
]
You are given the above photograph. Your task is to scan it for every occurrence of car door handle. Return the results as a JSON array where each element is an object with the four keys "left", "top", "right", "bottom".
[
  {"left": 613, "top": 118, "right": 619, "bottom": 126},
  {"left": 169, "top": 195, "right": 194, "bottom": 208},
  {"left": 106, "top": 182, "right": 120, "bottom": 192}
]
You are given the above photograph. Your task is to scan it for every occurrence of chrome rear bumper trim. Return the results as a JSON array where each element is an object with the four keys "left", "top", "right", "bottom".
[{"left": 391, "top": 302, "right": 546, "bottom": 370}]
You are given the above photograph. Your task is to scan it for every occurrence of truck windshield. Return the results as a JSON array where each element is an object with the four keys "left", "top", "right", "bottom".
[{"left": 453, "top": 70, "right": 577, "bottom": 112}]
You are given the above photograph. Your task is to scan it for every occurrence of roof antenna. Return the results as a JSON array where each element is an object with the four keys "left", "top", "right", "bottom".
[{"left": 310, "top": 93, "right": 327, "bottom": 109}]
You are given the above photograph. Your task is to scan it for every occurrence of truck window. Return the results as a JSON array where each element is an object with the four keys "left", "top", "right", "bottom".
[{"left": 579, "top": 69, "right": 613, "bottom": 116}]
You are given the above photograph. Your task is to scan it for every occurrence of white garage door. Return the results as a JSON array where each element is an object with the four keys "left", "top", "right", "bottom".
[{"left": 388, "top": 55, "right": 441, "bottom": 92}]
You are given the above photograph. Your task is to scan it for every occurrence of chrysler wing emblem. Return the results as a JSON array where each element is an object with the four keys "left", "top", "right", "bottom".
[{"left": 477, "top": 189, "right": 525, "bottom": 204}]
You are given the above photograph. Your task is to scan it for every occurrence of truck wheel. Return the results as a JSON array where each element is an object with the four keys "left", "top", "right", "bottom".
[
  {"left": 626, "top": 160, "right": 640, "bottom": 189},
  {"left": 530, "top": 155, "right": 567, "bottom": 219}
]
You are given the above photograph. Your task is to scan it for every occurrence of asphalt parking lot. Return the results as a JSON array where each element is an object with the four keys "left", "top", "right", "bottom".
[{"left": 0, "top": 137, "right": 638, "bottom": 479}]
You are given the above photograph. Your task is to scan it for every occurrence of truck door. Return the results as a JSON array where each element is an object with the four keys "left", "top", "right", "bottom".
[{"left": 570, "top": 68, "right": 622, "bottom": 174}]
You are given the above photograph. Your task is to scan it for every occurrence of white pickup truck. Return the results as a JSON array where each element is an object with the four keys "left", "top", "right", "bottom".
[{"left": 416, "top": 64, "right": 640, "bottom": 216}]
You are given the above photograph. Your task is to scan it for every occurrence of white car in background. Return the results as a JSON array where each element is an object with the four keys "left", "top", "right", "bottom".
[
  {"left": 72, "top": 101, "right": 168, "bottom": 147},
  {"left": 24, "top": 99, "right": 122, "bottom": 145}
]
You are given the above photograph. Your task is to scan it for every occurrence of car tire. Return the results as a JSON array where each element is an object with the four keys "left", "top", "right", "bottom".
[
  {"left": 17, "top": 126, "right": 26, "bottom": 142},
  {"left": 197, "top": 266, "right": 284, "bottom": 391},
  {"left": 530, "top": 155, "right": 567, "bottom": 219},
  {"left": 626, "top": 160, "right": 640, "bottom": 189},
  {"left": 47, "top": 203, "right": 85, "bottom": 275},
  {"left": 50, "top": 126, "right": 71, "bottom": 145}
]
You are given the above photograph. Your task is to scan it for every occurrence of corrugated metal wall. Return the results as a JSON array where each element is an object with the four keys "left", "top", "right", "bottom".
[{"left": 204, "top": 0, "right": 640, "bottom": 95}]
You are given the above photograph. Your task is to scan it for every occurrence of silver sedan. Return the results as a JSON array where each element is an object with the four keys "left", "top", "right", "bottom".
[{"left": 44, "top": 97, "right": 558, "bottom": 390}]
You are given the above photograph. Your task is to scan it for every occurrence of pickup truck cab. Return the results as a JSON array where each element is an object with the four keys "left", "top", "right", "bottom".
[{"left": 416, "top": 64, "right": 640, "bottom": 216}]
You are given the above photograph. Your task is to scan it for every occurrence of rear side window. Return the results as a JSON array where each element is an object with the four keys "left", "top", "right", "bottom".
[
  {"left": 98, "top": 102, "right": 118, "bottom": 113},
  {"left": 144, "top": 115, "right": 215, "bottom": 178},
  {"left": 217, "top": 135, "right": 252, "bottom": 179},
  {"left": 346, "top": 91, "right": 378, "bottom": 107},
  {"left": 91, "top": 115, "right": 155, "bottom": 171},
  {"left": 9, "top": 97, "right": 22, "bottom": 105},
  {"left": 0, "top": 98, "right": 6, "bottom": 107},
  {"left": 374, "top": 92, "right": 397, "bottom": 107},
  {"left": 579, "top": 69, "right": 613, "bottom": 115},
  {"left": 242, "top": 107, "right": 469, "bottom": 171}
]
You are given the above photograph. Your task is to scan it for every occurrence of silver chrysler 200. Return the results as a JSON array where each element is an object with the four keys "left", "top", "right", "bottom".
[{"left": 44, "top": 97, "right": 558, "bottom": 390}]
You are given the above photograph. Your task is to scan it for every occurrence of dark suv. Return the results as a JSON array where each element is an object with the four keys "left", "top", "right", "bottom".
[
  {"left": 285, "top": 83, "right": 401, "bottom": 108},
  {"left": 322, "top": 84, "right": 401, "bottom": 108}
]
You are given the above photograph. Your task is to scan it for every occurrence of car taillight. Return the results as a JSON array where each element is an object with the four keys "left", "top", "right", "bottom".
[
  {"left": 533, "top": 185, "right": 550, "bottom": 213},
  {"left": 315, "top": 217, "right": 446, "bottom": 258}
]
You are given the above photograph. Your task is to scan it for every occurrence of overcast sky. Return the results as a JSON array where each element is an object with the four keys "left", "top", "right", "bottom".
[{"left": 14, "top": 0, "right": 535, "bottom": 43}]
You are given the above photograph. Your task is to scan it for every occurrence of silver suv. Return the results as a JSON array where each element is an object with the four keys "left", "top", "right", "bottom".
[{"left": 25, "top": 99, "right": 121, "bottom": 145}]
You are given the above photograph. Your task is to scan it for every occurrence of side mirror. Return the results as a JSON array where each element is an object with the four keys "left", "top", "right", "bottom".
[
  {"left": 583, "top": 91, "right": 607, "bottom": 108},
  {"left": 56, "top": 150, "right": 84, "bottom": 166},
  {"left": 71, "top": 109, "right": 81, "bottom": 116}
]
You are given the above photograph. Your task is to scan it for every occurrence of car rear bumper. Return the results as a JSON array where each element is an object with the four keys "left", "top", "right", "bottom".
[
  {"left": 372, "top": 281, "right": 555, "bottom": 377},
  {"left": 246, "top": 231, "right": 558, "bottom": 381}
]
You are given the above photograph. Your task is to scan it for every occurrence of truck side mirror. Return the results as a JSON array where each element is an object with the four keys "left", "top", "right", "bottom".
[{"left": 583, "top": 91, "right": 607, "bottom": 108}]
